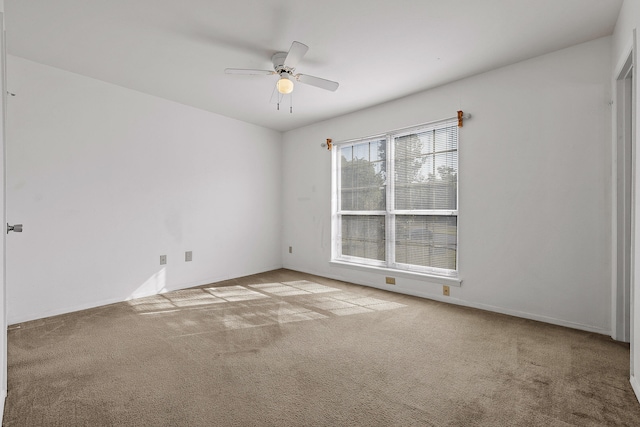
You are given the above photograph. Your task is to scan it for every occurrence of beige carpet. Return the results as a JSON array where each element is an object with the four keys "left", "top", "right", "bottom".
[{"left": 3, "top": 269, "right": 640, "bottom": 426}]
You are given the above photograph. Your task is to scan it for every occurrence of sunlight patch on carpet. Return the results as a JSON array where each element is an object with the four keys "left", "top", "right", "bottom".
[
  {"left": 127, "top": 281, "right": 407, "bottom": 331},
  {"left": 248, "top": 283, "right": 310, "bottom": 296},
  {"left": 205, "top": 285, "right": 269, "bottom": 301},
  {"left": 282, "top": 280, "right": 341, "bottom": 293},
  {"left": 329, "top": 306, "right": 374, "bottom": 316}
]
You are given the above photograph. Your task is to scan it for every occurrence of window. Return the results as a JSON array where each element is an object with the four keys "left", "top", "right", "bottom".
[{"left": 332, "top": 119, "right": 458, "bottom": 277}]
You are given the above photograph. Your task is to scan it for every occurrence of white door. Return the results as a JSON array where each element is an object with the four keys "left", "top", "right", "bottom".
[
  {"left": 631, "top": 29, "right": 640, "bottom": 405},
  {"left": 617, "top": 51, "right": 634, "bottom": 343},
  {"left": 0, "top": 9, "right": 7, "bottom": 419}
]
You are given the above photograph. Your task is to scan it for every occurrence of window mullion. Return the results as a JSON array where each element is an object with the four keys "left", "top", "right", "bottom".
[
  {"left": 386, "top": 134, "right": 394, "bottom": 268},
  {"left": 332, "top": 147, "right": 342, "bottom": 258}
]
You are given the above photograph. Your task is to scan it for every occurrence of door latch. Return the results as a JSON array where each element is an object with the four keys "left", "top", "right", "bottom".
[{"left": 7, "top": 223, "right": 22, "bottom": 234}]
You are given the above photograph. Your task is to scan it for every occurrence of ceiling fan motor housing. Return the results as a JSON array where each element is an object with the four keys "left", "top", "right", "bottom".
[{"left": 272, "top": 52, "right": 293, "bottom": 75}]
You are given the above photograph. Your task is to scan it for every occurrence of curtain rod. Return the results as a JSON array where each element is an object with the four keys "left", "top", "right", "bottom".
[{"left": 323, "top": 111, "right": 471, "bottom": 150}]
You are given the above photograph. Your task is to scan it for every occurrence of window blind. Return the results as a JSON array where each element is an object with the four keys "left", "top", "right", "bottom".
[{"left": 334, "top": 119, "right": 458, "bottom": 275}]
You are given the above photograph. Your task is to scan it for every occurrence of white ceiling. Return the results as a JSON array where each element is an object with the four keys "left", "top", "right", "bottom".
[{"left": 4, "top": 0, "right": 623, "bottom": 132}]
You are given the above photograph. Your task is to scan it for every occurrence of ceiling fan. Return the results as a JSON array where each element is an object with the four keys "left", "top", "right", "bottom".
[{"left": 225, "top": 41, "right": 339, "bottom": 98}]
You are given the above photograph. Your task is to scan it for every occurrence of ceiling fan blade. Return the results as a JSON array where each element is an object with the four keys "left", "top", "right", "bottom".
[
  {"left": 296, "top": 74, "right": 339, "bottom": 92},
  {"left": 283, "top": 41, "right": 308, "bottom": 69},
  {"left": 225, "top": 68, "right": 275, "bottom": 75}
]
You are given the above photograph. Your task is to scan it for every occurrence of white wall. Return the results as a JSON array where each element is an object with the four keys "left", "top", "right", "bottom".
[
  {"left": 5, "top": 56, "right": 283, "bottom": 324},
  {"left": 612, "top": 0, "right": 640, "bottom": 403},
  {"left": 613, "top": 0, "right": 639, "bottom": 60},
  {"left": 282, "top": 37, "right": 613, "bottom": 334}
]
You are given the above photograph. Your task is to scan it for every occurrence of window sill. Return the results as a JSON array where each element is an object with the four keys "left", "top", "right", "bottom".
[{"left": 329, "top": 260, "right": 462, "bottom": 287}]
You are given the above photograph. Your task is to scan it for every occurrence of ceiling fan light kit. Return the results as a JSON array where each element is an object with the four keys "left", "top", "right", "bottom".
[
  {"left": 225, "top": 41, "right": 339, "bottom": 110},
  {"left": 276, "top": 75, "right": 294, "bottom": 94}
]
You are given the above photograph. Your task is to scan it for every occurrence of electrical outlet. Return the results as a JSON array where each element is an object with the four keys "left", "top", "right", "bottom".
[
  {"left": 160, "top": 255, "right": 167, "bottom": 265},
  {"left": 386, "top": 277, "right": 396, "bottom": 285},
  {"left": 185, "top": 251, "right": 192, "bottom": 262},
  {"left": 289, "top": 246, "right": 292, "bottom": 254},
  {"left": 443, "top": 285, "right": 450, "bottom": 296}
]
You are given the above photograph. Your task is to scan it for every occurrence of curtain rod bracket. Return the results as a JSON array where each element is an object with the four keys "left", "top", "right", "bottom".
[
  {"left": 457, "top": 111, "right": 471, "bottom": 127},
  {"left": 320, "top": 138, "right": 332, "bottom": 151}
]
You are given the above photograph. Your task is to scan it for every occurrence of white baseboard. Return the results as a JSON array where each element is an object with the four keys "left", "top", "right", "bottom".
[
  {"left": 8, "top": 264, "right": 284, "bottom": 325},
  {"left": 631, "top": 375, "right": 640, "bottom": 404},
  {"left": 285, "top": 265, "right": 611, "bottom": 335}
]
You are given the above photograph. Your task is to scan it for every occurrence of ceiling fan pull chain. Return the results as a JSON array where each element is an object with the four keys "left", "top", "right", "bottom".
[{"left": 290, "top": 94, "right": 293, "bottom": 114}]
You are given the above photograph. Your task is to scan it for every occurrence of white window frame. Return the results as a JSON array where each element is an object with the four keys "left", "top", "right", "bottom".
[{"left": 331, "top": 120, "right": 460, "bottom": 282}]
